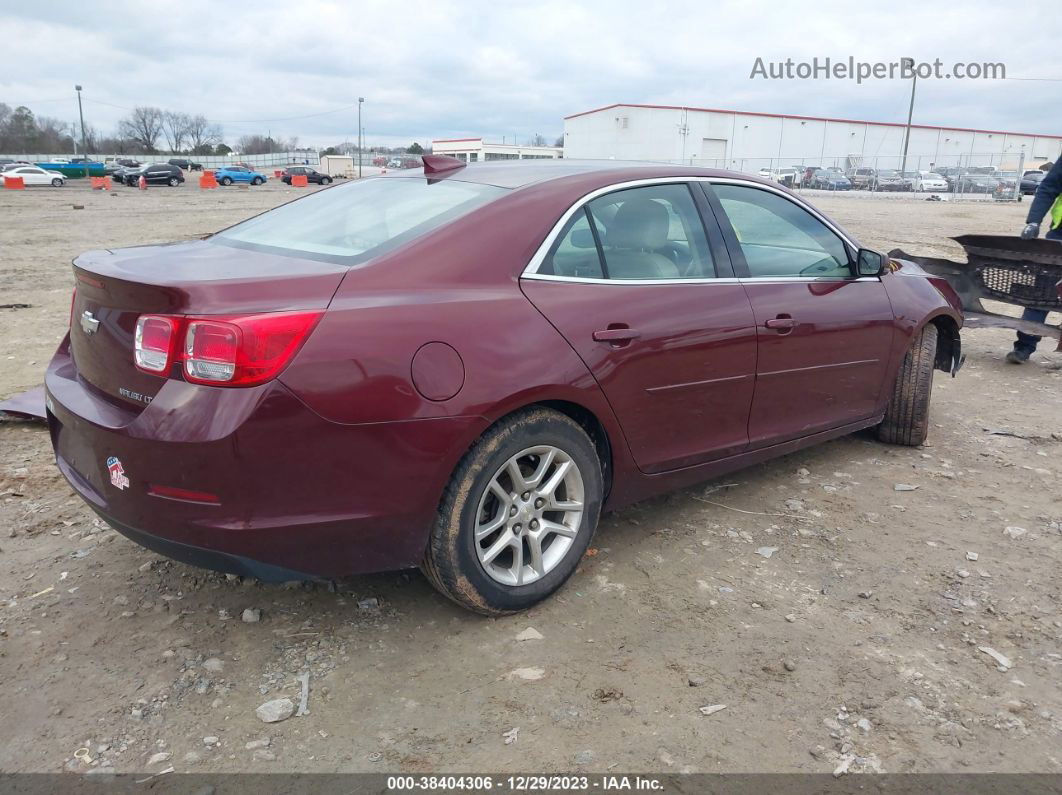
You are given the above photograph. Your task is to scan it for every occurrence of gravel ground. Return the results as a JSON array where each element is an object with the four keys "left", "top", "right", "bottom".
[{"left": 0, "top": 178, "right": 1059, "bottom": 776}]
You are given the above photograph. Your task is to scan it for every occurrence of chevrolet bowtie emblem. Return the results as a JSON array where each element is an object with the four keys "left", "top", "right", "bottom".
[{"left": 80, "top": 310, "right": 100, "bottom": 335}]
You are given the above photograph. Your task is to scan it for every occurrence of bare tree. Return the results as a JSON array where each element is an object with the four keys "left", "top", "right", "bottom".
[
  {"left": 118, "top": 106, "right": 165, "bottom": 153},
  {"left": 162, "top": 111, "right": 191, "bottom": 153},
  {"left": 186, "top": 114, "right": 222, "bottom": 154}
]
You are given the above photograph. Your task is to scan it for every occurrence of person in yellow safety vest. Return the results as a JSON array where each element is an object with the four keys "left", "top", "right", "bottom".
[{"left": 1008, "top": 158, "right": 1062, "bottom": 364}]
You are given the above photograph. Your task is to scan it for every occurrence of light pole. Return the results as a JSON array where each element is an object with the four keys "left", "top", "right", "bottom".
[
  {"left": 899, "top": 58, "right": 917, "bottom": 177},
  {"left": 75, "top": 84, "right": 88, "bottom": 177},
  {"left": 357, "top": 97, "right": 364, "bottom": 178}
]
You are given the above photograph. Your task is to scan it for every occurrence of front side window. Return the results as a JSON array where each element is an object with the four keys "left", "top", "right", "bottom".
[
  {"left": 215, "top": 176, "right": 505, "bottom": 263},
  {"left": 712, "top": 184, "right": 851, "bottom": 278}
]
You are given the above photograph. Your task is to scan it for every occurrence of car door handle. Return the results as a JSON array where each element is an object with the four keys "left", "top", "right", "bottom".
[
  {"left": 593, "top": 327, "right": 640, "bottom": 344},
  {"left": 764, "top": 316, "right": 796, "bottom": 332}
]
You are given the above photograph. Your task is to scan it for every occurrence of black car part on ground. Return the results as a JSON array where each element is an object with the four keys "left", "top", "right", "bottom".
[{"left": 890, "top": 235, "right": 1062, "bottom": 351}]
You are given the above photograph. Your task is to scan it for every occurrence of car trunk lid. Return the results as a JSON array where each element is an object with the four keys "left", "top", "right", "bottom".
[{"left": 70, "top": 239, "right": 346, "bottom": 410}]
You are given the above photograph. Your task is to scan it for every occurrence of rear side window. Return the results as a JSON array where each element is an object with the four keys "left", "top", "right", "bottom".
[
  {"left": 589, "top": 185, "right": 714, "bottom": 280},
  {"left": 539, "top": 183, "right": 715, "bottom": 281},
  {"left": 541, "top": 210, "right": 604, "bottom": 279},
  {"left": 215, "top": 177, "right": 505, "bottom": 263}
]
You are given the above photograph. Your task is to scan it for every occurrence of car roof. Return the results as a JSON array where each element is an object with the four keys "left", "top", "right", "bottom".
[{"left": 377, "top": 158, "right": 783, "bottom": 191}]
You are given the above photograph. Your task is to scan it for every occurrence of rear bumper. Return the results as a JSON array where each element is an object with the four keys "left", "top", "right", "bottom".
[{"left": 46, "top": 341, "right": 482, "bottom": 578}]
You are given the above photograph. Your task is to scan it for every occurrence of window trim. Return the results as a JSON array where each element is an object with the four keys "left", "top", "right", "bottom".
[{"left": 522, "top": 176, "right": 860, "bottom": 285}]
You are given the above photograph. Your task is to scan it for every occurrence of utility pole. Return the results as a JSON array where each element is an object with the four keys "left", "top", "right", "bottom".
[
  {"left": 75, "top": 85, "right": 88, "bottom": 178},
  {"left": 899, "top": 58, "right": 917, "bottom": 177},
  {"left": 357, "top": 97, "right": 364, "bottom": 178}
]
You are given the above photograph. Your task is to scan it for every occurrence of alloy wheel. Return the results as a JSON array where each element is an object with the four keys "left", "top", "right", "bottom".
[{"left": 474, "top": 445, "right": 584, "bottom": 586}]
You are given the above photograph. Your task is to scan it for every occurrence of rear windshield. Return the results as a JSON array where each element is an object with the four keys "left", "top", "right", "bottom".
[{"left": 215, "top": 177, "right": 505, "bottom": 264}]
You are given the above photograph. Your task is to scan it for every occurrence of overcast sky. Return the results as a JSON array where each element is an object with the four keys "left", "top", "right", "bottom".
[{"left": 1, "top": 0, "right": 1058, "bottom": 149}]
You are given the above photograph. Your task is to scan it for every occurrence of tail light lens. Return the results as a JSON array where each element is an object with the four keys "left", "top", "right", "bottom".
[
  {"left": 135, "top": 315, "right": 179, "bottom": 373},
  {"left": 134, "top": 311, "right": 322, "bottom": 387}
]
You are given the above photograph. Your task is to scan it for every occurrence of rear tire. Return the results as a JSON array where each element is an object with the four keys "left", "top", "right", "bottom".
[
  {"left": 877, "top": 323, "right": 938, "bottom": 446},
  {"left": 422, "top": 407, "right": 603, "bottom": 615},
  {"left": 168, "top": 177, "right": 179, "bottom": 187},
  {"left": 220, "top": 176, "right": 232, "bottom": 186}
]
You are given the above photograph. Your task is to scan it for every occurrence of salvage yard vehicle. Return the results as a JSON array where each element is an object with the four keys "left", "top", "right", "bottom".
[
  {"left": 906, "top": 171, "right": 948, "bottom": 192},
  {"left": 281, "top": 166, "right": 333, "bottom": 185},
  {"left": 46, "top": 157, "right": 963, "bottom": 615},
  {"left": 870, "top": 169, "right": 909, "bottom": 191},
  {"left": 3, "top": 165, "right": 66, "bottom": 186},
  {"left": 121, "top": 163, "right": 184, "bottom": 187},
  {"left": 214, "top": 165, "right": 267, "bottom": 185},
  {"left": 809, "top": 170, "right": 851, "bottom": 190},
  {"left": 168, "top": 158, "right": 203, "bottom": 171}
]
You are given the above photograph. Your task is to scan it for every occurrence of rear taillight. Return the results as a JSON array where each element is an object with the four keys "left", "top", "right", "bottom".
[
  {"left": 135, "top": 315, "right": 179, "bottom": 373},
  {"left": 134, "top": 311, "right": 322, "bottom": 387}
]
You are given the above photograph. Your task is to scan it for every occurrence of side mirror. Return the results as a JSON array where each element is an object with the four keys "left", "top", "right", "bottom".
[{"left": 857, "top": 248, "right": 886, "bottom": 276}]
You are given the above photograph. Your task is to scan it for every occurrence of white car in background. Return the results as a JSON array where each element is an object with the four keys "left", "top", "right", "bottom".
[
  {"left": 907, "top": 171, "right": 948, "bottom": 192},
  {"left": 3, "top": 165, "right": 67, "bottom": 186}
]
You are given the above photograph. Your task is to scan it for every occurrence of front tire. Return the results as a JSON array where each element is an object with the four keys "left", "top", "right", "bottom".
[
  {"left": 51, "top": 178, "right": 63, "bottom": 187},
  {"left": 321, "top": 176, "right": 332, "bottom": 184},
  {"left": 422, "top": 408, "right": 603, "bottom": 615},
  {"left": 252, "top": 177, "right": 263, "bottom": 185},
  {"left": 877, "top": 323, "right": 938, "bottom": 446}
]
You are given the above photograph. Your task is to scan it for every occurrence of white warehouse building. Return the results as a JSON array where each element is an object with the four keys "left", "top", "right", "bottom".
[
  {"left": 432, "top": 137, "right": 562, "bottom": 162},
  {"left": 562, "top": 103, "right": 1062, "bottom": 173}
]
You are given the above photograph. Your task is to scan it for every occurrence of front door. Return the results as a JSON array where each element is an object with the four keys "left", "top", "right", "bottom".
[
  {"left": 522, "top": 182, "right": 758, "bottom": 473},
  {"left": 705, "top": 181, "right": 895, "bottom": 447}
]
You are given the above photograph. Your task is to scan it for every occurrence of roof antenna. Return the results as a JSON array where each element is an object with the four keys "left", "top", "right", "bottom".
[{"left": 422, "top": 154, "right": 465, "bottom": 175}]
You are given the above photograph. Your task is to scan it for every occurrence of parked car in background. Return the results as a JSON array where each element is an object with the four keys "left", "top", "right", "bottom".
[
  {"left": 904, "top": 171, "right": 948, "bottom": 192},
  {"left": 870, "top": 169, "right": 908, "bottom": 191},
  {"left": 2, "top": 165, "right": 66, "bottom": 186},
  {"left": 1021, "top": 170, "right": 1046, "bottom": 195},
  {"left": 386, "top": 157, "right": 403, "bottom": 168},
  {"left": 168, "top": 158, "right": 203, "bottom": 171},
  {"left": 122, "top": 163, "right": 185, "bottom": 187},
  {"left": 281, "top": 166, "right": 333, "bottom": 185},
  {"left": 214, "top": 165, "right": 268, "bottom": 185},
  {"left": 810, "top": 170, "right": 852, "bottom": 190},
  {"left": 46, "top": 159, "right": 963, "bottom": 615},
  {"left": 0, "top": 161, "right": 32, "bottom": 173},
  {"left": 772, "top": 168, "right": 799, "bottom": 187},
  {"left": 847, "top": 167, "right": 875, "bottom": 189},
  {"left": 952, "top": 173, "right": 997, "bottom": 194}
]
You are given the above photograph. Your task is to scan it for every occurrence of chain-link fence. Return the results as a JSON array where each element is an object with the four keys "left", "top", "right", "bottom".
[{"left": 599, "top": 152, "right": 1043, "bottom": 200}]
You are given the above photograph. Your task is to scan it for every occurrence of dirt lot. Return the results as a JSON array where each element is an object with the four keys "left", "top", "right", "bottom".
[{"left": 1, "top": 179, "right": 1060, "bottom": 776}]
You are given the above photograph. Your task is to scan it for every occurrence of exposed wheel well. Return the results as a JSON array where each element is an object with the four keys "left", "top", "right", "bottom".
[
  {"left": 929, "top": 315, "right": 962, "bottom": 375},
  {"left": 483, "top": 401, "right": 614, "bottom": 499}
]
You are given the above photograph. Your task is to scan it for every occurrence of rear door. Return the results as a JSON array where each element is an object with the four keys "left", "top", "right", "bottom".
[
  {"left": 703, "top": 181, "right": 895, "bottom": 447},
  {"left": 521, "top": 181, "right": 758, "bottom": 474}
]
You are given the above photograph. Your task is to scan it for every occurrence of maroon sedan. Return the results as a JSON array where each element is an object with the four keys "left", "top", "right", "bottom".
[{"left": 46, "top": 157, "right": 963, "bottom": 614}]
